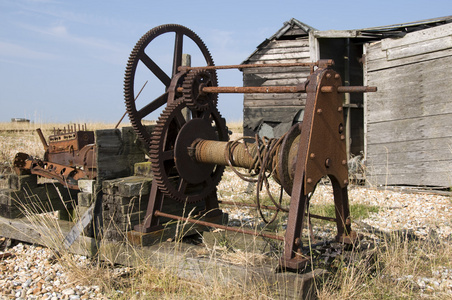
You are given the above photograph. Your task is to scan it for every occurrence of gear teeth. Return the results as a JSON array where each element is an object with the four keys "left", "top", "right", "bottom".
[
  {"left": 123, "top": 24, "right": 216, "bottom": 151},
  {"left": 182, "top": 70, "right": 218, "bottom": 111},
  {"left": 147, "top": 98, "right": 228, "bottom": 204}
]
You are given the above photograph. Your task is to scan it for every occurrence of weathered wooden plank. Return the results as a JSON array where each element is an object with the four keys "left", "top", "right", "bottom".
[
  {"left": 367, "top": 42, "right": 452, "bottom": 71},
  {"left": 367, "top": 98, "right": 452, "bottom": 124},
  {"left": 243, "top": 74, "right": 310, "bottom": 89},
  {"left": 387, "top": 36, "right": 452, "bottom": 60},
  {"left": 244, "top": 70, "right": 312, "bottom": 80},
  {"left": 253, "top": 46, "right": 311, "bottom": 56},
  {"left": 260, "top": 77, "right": 309, "bottom": 86},
  {"left": 245, "top": 59, "right": 313, "bottom": 65},
  {"left": 268, "top": 39, "right": 310, "bottom": 48},
  {"left": 247, "top": 52, "right": 311, "bottom": 62},
  {"left": 245, "top": 93, "right": 307, "bottom": 101},
  {"left": 366, "top": 162, "right": 450, "bottom": 181},
  {"left": 366, "top": 136, "right": 451, "bottom": 155},
  {"left": 367, "top": 146, "right": 451, "bottom": 169},
  {"left": 368, "top": 48, "right": 452, "bottom": 71},
  {"left": 243, "top": 66, "right": 312, "bottom": 74},
  {"left": 99, "top": 241, "right": 323, "bottom": 300},
  {"left": 245, "top": 99, "right": 305, "bottom": 107},
  {"left": 366, "top": 114, "right": 452, "bottom": 144},
  {"left": 0, "top": 215, "right": 97, "bottom": 256},
  {"left": 366, "top": 41, "right": 385, "bottom": 62},
  {"left": 244, "top": 106, "right": 302, "bottom": 124},
  {"left": 314, "top": 30, "right": 359, "bottom": 38},
  {"left": 381, "top": 22, "right": 452, "bottom": 50},
  {"left": 366, "top": 171, "right": 451, "bottom": 187}
]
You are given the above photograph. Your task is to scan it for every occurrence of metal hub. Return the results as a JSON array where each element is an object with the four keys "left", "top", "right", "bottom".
[
  {"left": 149, "top": 98, "right": 228, "bottom": 203},
  {"left": 182, "top": 70, "right": 218, "bottom": 111}
]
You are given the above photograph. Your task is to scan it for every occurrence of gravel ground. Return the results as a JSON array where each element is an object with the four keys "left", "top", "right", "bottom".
[
  {"left": 0, "top": 243, "right": 109, "bottom": 299},
  {"left": 1, "top": 170, "right": 451, "bottom": 298}
]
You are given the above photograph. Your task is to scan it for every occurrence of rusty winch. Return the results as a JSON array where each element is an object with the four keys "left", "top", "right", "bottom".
[{"left": 124, "top": 24, "right": 376, "bottom": 270}]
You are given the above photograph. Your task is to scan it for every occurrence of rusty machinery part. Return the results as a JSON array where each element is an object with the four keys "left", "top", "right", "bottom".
[
  {"left": 182, "top": 69, "right": 218, "bottom": 110},
  {"left": 277, "top": 122, "right": 302, "bottom": 196},
  {"left": 13, "top": 127, "right": 97, "bottom": 190},
  {"left": 13, "top": 152, "right": 91, "bottom": 190},
  {"left": 192, "top": 132, "right": 301, "bottom": 224},
  {"left": 124, "top": 24, "right": 217, "bottom": 149},
  {"left": 149, "top": 98, "right": 228, "bottom": 204}
]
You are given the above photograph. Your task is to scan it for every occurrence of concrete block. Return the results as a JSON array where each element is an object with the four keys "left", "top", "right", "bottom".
[
  {"left": 78, "top": 179, "right": 95, "bottom": 193},
  {"left": 78, "top": 192, "right": 94, "bottom": 207}
]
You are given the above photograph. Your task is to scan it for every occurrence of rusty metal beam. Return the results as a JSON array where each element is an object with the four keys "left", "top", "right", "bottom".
[
  {"left": 218, "top": 200, "right": 337, "bottom": 222},
  {"left": 178, "top": 61, "right": 331, "bottom": 72},
  {"left": 176, "top": 84, "right": 376, "bottom": 94},
  {"left": 154, "top": 210, "right": 284, "bottom": 241}
]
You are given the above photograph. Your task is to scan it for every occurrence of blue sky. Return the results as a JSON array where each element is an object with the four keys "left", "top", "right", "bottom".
[{"left": 1, "top": 0, "right": 451, "bottom": 124}]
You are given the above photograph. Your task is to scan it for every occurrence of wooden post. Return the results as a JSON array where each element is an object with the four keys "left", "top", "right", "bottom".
[{"left": 181, "top": 54, "right": 191, "bottom": 121}]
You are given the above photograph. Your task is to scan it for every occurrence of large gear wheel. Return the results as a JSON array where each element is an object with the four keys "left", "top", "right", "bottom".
[
  {"left": 182, "top": 70, "right": 218, "bottom": 110},
  {"left": 124, "top": 24, "right": 218, "bottom": 149},
  {"left": 149, "top": 98, "right": 228, "bottom": 204}
]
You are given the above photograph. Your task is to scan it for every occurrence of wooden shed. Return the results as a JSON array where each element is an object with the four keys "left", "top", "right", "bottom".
[{"left": 242, "top": 16, "right": 452, "bottom": 187}]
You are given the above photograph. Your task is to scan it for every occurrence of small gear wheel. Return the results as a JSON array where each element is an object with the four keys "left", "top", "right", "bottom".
[{"left": 182, "top": 70, "right": 218, "bottom": 110}]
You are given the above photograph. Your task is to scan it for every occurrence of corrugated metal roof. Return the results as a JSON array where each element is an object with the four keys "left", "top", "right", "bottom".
[{"left": 356, "top": 15, "right": 452, "bottom": 38}]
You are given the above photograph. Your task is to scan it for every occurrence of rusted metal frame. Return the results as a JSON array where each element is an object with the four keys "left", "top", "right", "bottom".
[
  {"left": 115, "top": 80, "right": 148, "bottom": 129},
  {"left": 178, "top": 61, "right": 325, "bottom": 72},
  {"left": 36, "top": 128, "right": 49, "bottom": 151},
  {"left": 218, "top": 200, "right": 337, "bottom": 222},
  {"left": 153, "top": 210, "right": 284, "bottom": 241},
  {"left": 26, "top": 160, "right": 85, "bottom": 190},
  {"left": 175, "top": 84, "right": 376, "bottom": 95},
  {"left": 331, "top": 177, "right": 356, "bottom": 243},
  {"left": 278, "top": 68, "right": 324, "bottom": 270}
]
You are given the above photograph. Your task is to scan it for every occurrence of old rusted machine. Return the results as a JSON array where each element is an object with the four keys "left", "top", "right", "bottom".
[
  {"left": 13, "top": 125, "right": 96, "bottom": 190},
  {"left": 124, "top": 24, "right": 376, "bottom": 270}
]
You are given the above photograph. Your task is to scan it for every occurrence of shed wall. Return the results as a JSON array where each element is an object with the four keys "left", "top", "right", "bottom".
[
  {"left": 365, "top": 23, "right": 452, "bottom": 187},
  {"left": 243, "top": 38, "right": 312, "bottom": 138}
]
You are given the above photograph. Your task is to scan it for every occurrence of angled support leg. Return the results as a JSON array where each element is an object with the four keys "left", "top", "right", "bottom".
[
  {"left": 331, "top": 177, "right": 357, "bottom": 243},
  {"left": 134, "top": 180, "right": 164, "bottom": 233}
]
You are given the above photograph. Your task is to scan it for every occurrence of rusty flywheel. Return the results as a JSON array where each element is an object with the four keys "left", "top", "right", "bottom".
[{"left": 124, "top": 24, "right": 218, "bottom": 150}]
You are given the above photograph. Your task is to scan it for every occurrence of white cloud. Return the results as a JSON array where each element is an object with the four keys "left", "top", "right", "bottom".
[
  {"left": 16, "top": 22, "right": 127, "bottom": 58},
  {"left": 48, "top": 24, "right": 68, "bottom": 36}
]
